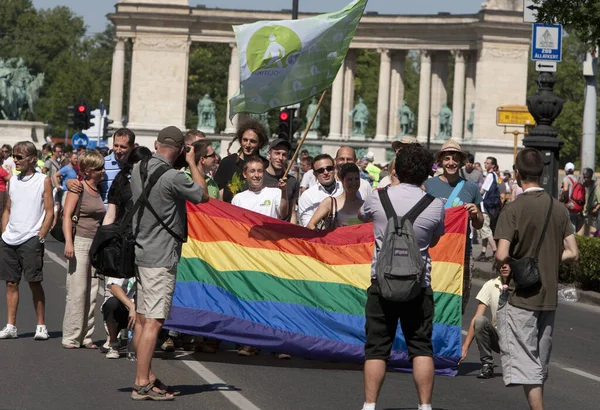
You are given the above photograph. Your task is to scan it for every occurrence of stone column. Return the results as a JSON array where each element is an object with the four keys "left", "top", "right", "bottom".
[
  {"left": 224, "top": 43, "right": 240, "bottom": 134},
  {"left": 417, "top": 50, "right": 432, "bottom": 139},
  {"left": 109, "top": 37, "right": 126, "bottom": 128},
  {"left": 429, "top": 51, "right": 449, "bottom": 139},
  {"left": 374, "top": 49, "right": 391, "bottom": 141},
  {"left": 451, "top": 50, "right": 466, "bottom": 140},
  {"left": 388, "top": 50, "right": 406, "bottom": 138},
  {"left": 328, "top": 66, "right": 344, "bottom": 140},
  {"left": 341, "top": 50, "right": 356, "bottom": 139},
  {"left": 463, "top": 52, "right": 476, "bottom": 139}
]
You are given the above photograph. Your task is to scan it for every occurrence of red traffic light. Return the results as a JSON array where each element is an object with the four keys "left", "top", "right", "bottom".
[
  {"left": 279, "top": 111, "right": 289, "bottom": 121},
  {"left": 77, "top": 105, "right": 85, "bottom": 113}
]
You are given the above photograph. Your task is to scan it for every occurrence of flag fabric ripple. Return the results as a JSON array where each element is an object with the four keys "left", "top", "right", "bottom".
[{"left": 165, "top": 200, "right": 468, "bottom": 376}]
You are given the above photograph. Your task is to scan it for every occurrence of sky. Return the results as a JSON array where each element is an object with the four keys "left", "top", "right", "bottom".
[{"left": 31, "top": 0, "right": 486, "bottom": 36}]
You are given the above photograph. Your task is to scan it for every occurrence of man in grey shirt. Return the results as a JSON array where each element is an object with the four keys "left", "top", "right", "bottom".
[
  {"left": 460, "top": 153, "right": 484, "bottom": 188},
  {"left": 130, "top": 126, "right": 208, "bottom": 401},
  {"left": 358, "top": 144, "right": 445, "bottom": 410}
]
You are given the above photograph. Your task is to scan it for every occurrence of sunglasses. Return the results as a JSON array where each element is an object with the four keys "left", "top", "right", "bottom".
[
  {"left": 315, "top": 165, "right": 335, "bottom": 175},
  {"left": 93, "top": 165, "right": 105, "bottom": 171},
  {"left": 13, "top": 154, "right": 29, "bottom": 161},
  {"left": 204, "top": 152, "right": 217, "bottom": 158}
]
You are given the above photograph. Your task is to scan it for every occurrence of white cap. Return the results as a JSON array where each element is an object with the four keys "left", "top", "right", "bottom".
[
  {"left": 565, "top": 162, "right": 575, "bottom": 172},
  {"left": 366, "top": 151, "right": 375, "bottom": 161}
]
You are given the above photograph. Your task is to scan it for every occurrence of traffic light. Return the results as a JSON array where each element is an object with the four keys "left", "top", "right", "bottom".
[
  {"left": 102, "top": 117, "right": 114, "bottom": 139},
  {"left": 67, "top": 103, "right": 87, "bottom": 130},
  {"left": 278, "top": 108, "right": 298, "bottom": 142},
  {"left": 85, "top": 106, "right": 95, "bottom": 130}
]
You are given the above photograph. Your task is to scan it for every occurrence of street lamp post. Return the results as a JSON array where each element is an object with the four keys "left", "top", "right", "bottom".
[{"left": 523, "top": 72, "right": 564, "bottom": 198}]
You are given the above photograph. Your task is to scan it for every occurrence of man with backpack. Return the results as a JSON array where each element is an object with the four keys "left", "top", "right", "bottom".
[
  {"left": 358, "top": 144, "right": 445, "bottom": 410},
  {"left": 475, "top": 157, "right": 501, "bottom": 262},
  {"left": 560, "top": 162, "right": 585, "bottom": 232}
]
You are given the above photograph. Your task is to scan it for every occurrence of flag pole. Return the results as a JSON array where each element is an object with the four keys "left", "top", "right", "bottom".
[{"left": 284, "top": 89, "right": 327, "bottom": 177}]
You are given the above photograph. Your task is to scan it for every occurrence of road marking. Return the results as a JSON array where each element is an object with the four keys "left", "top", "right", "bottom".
[
  {"left": 181, "top": 358, "right": 262, "bottom": 410},
  {"left": 462, "top": 330, "right": 467, "bottom": 336},
  {"left": 45, "top": 248, "right": 66, "bottom": 267},
  {"left": 552, "top": 364, "right": 600, "bottom": 383}
]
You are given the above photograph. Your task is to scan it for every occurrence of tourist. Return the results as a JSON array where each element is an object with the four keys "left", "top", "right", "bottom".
[
  {"left": 0, "top": 142, "right": 53, "bottom": 340},
  {"left": 298, "top": 154, "right": 341, "bottom": 227},
  {"left": 474, "top": 157, "right": 501, "bottom": 262},
  {"left": 460, "top": 153, "right": 484, "bottom": 188},
  {"left": 307, "top": 163, "right": 363, "bottom": 229},
  {"left": 335, "top": 146, "right": 373, "bottom": 199},
  {"left": 62, "top": 150, "right": 106, "bottom": 349}
]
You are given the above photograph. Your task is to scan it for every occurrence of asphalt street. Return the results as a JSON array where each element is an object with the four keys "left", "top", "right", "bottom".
[{"left": 0, "top": 238, "right": 599, "bottom": 410}]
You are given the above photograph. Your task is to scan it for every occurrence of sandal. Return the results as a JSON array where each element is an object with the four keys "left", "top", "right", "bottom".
[
  {"left": 83, "top": 343, "right": 98, "bottom": 349},
  {"left": 131, "top": 381, "right": 175, "bottom": 401},
  {"left": 154, "top": 378, "right": 181, "bottom": 396},
  {"left": 62, "top": 344, "right": 78, "bottom": 349}
]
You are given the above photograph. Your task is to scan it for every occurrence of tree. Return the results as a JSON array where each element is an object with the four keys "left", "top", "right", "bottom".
[{"left": 533, "top": 0, "right": 600, "bottom": 49}]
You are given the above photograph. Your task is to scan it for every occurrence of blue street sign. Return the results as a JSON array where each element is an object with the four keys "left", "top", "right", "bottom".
[
  {"left": 87, "top": 140, "right": 97, "bottom": 149},
  {"left": 72, "top": 132, "right": 89, "bottom": 148},
  {"left": 531, "top": 23, "right": 562, "bottom": 62}
]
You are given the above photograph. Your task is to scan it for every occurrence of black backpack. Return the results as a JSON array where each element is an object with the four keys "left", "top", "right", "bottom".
[{"left": 89, "top": 162, "right": 171, "bottom": 278}]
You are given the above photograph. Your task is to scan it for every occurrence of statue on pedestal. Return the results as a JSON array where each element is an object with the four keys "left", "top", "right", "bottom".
[
  {"left": 397, "top": 100, "right": 415, "bottom": 136},
  {"left": 306, "top": 97, "right": 320, "bottom": 130},
  {"left": 0, "top": 58, "right": 44, "bottom": 120},
  {"left": 434, "top": 102, "right": 452, "bottom": 139},
  {"left": 349, "top": 97, "right": 369, "bottom": 136},
  {"left": 466, "top": 103, "right": 475, "bottom": 138},
  {"left": 196, "top": 94, "right": 216, "bottom": 133}
]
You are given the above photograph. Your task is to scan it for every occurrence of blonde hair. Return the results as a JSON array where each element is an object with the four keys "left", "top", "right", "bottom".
[{"left": 79, "top": 150, "right": 104, "bottom": 175}]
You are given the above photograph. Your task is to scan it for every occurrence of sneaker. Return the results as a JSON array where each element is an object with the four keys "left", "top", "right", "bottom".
[
  {"left": 195, "top": 342, "right": 217, "bottom": 354},
  {"left": 473, "top": 252, "right": 487, "bottom": 262},
  {"left": 161, "top": 337, "right": 175, "bottom": 352},
  {"left": 276, "top": 353, "right": 291, "bottom": 360},
  {"left": 0, "top": 325, "right": 18, "bottom": 339},
  {"left": 34, "top": 325, "right": 49, "bottom": 341},
  {"left": 105, "top": 347, "right": 120, "bottom": 359},
  {"left": 237, "top": 346, "right": 258, "bottom": 356},
  {"left": 476, "top": 364, "right": 494, "bottom": 379}
]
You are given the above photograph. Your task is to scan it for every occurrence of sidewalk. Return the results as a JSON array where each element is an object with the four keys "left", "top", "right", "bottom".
[{"left": 470, "top": 242, "right": 600, "bottom": 307}]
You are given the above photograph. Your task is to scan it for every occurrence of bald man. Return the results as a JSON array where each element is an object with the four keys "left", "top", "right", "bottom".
[{"left": 335, "top": 146, "right": 373, "bottom": 200}]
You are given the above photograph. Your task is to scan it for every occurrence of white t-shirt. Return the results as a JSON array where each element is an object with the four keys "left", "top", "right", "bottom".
[
  {"left": 298, "top": 181, "right": 343, "bottom": 227},
  {"left": 3, "top": 157, "right": 15, "bottom": 175},
  {"left": 2, "top": 173, "right": 47, "bottom": 246},
  {"left": 232, "top": 187, "right": 282, "bottom": 219},
  {"left": 300, "top": 170, "right": 317, "bottom": 190},
  {"left": 103, "top": 277, "right": 136, "bottom": 309},
  {"left": 475, "top": 276, "right": 504, "bottom": 328}
]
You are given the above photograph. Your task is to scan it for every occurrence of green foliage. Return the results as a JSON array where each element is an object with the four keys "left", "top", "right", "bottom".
[
  {"left": 354, "top": 49, "right": 379, "bottom": 136},
  {"left": 533, "top": 0, "right": 600, "bottom": 48},
  {"left": 559, "top": 235, "right": 600, "bottom": 291}
]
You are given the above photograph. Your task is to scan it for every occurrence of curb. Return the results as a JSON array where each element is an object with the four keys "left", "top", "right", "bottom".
[{"left": 472, "top": 268, "right": 600, "bottom": 308}]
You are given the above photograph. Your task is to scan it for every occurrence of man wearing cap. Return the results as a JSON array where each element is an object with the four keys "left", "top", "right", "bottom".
[
  {"left": 129, "top": 126, "right": 208, "bottom": 401},
  {"left": 560, "top": 162, "right": 581, "bottom": 231},
  {"left": 365, "top": 151, "right": 381, "bottom": 188},
  {"left": 424, "top": 139, "right": 483, "bottom": 313},
  {"left": 263, "top": 138, "right": 299, "bottom": 224}
]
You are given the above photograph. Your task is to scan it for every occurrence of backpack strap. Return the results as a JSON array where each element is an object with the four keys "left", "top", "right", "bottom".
[
  {"left": 378, "top": 188, "right": 397, "bottom": 220},
  {"left": 403, "top": 194, "right": 436, "bottom": 224},
  {"left": 125, "top": 162, "right": 171, "bottom": 234},
  {"left": 534, "top": 193, "right": 554, "bottom": 259}
]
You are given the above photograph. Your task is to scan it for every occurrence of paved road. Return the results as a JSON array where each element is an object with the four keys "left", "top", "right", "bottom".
[{"left": 1, "top": 239, "right": 599, "bottom": 409}]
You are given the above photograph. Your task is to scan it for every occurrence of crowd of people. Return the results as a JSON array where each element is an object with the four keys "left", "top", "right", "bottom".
[{"left": 0, "top": 118, "right": 582, "bottom": 408}]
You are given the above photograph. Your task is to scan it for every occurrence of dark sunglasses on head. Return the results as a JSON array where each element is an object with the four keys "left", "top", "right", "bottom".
[
  {"left": 315, "top": 165, "right": 335, "bottom": 175},
  {"left": 13, "top": 154, "right": 28, "bottom": 161}
]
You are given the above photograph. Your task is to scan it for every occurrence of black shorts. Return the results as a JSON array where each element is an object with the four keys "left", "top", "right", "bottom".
[
  {"left": 364, "top": 282, "right": 434, "bottom": 361},
  {"left": 102, "top": 297, "right": 129, "bottom": 329},
  {"left": 0, "top": 237, "right": 44, "bottom": 283}
]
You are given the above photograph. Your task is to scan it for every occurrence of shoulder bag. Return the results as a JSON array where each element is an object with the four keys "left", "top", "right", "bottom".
[
  {"left": 315, "top": 196, "right": 338, "bottom": 231},
  {"left": 50, "top": 191, "right": 83, "bottom": 243},
  {"left": 509, "top": 193, "right": 553, "bottom": 289}
]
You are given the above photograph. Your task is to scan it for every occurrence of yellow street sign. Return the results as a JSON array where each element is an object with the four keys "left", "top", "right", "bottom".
[{"left": 496, "top": 105, "right": 535, "bottom": 127}]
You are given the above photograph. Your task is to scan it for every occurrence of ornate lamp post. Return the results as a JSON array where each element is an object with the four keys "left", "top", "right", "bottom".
[{"left": 524, "top": 72, "right": 564, "bottom": 197}]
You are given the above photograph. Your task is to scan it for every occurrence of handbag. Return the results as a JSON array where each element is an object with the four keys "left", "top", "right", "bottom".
[
  {"left": 89, "top": 162, "right": 171, "bottom": 278},
  {"left": 509, "top": 192, "right": 553, "bottom": 289},
  {"left": 315, "top": 196, "right": 338, "bottom": 231},
  {"left": 50, "top": 191, "right": 83, "bottom": 243}
]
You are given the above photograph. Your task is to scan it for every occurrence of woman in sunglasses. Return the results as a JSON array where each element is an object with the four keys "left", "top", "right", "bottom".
[
  {"left": 62, "top": 150, "right": 106, "bottom": 349},
  {"left": 307, "top": 163, "right": 364, "bottom": 230}
]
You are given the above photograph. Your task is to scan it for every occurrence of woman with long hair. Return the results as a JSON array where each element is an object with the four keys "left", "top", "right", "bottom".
[
  {"left": 62, "top": 150, "right": 106, "bottom": 349},
  {"left": 307, "top": 163, "right": 364, "bottom": 230}
]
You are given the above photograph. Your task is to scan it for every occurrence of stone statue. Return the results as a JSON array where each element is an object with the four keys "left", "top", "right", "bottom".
[
  {"left": 434, "top": 102, "right": 452, "bottom": 139},
  {"left": 349, "top": 97, "right": 369, "bottom": 136},
  {"left": 196, "top": 94, "right": 216, "bottom": 132},
  {"left": 397, "top": 100, "right": 415, "bottom": 136},
  {"left": 0, "top": 58, "right": 44, "bottom": 121},
  {"left": 306, "top": 97, "right": 320, "bottom": 130},
  {"left": 466, "top": 103, "right": 475, "bottom": 136}
]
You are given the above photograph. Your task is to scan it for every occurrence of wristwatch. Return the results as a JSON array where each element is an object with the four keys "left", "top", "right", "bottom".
[{"left": 38, "top": 236, "right": 45, "bottom": 244}]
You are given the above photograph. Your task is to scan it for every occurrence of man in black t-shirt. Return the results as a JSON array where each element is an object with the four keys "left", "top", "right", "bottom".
[
  {"left": 263, "top": 138, "right": 299, "bottom": 224},
  {"left": 214, "top": 119, "right": 268, "bottom": 203}
]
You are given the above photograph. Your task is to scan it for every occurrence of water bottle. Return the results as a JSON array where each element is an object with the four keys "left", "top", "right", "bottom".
[{"left": 127, "top": 329, "right": 136, "bottom": 361}]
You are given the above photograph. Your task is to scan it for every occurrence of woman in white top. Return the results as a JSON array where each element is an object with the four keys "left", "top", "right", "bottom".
[{"left": 307, "top": 163, "right": 364, "bottom": 230}]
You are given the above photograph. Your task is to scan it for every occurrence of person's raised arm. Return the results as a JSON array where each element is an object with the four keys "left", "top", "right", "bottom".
[
  {"left": 185, "top": 146, "right": 209, "bottom": 203},
  {"left": 459, "top": 303, "right": 487, "bottom": 364},
  {"left": 307, "top": 199, "right": 332, "bottom": 230},
  {"left": 278, "top": 178, "right": 289, "bottom": 219},
  {"left": 561, "top": 234, "right": 579, "bottom": 262}
]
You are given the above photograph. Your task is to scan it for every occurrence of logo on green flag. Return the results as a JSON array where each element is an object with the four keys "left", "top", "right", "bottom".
[{"left": 247, "top": 26, "right": 302, "bottom": 73}]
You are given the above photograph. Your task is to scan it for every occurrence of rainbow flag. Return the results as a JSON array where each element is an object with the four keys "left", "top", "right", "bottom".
[{"left": 165, "top": 201, "right": 467, "bottom": 376}]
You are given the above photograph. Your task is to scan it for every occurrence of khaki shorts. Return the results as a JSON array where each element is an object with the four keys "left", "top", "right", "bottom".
[
  {"left": 136, "top": 265, "right": 177, "bottom": 320},
  {"left": 479, "top": 213, "right": 492, "bottom": 239}
]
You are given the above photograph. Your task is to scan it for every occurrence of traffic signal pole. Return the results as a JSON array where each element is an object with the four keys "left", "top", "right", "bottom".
[{"left": 292, "top": 0, "right": 298, "bottom": 19}]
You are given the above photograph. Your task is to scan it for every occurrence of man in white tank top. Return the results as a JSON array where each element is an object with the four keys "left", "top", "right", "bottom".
[{"left": 0, "top": 142, "right": 54, "bottom": 341}]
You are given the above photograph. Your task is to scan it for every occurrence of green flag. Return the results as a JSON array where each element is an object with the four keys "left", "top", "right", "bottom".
[{"left": 229, "top": 0, "right": 368, "bottom": 120}]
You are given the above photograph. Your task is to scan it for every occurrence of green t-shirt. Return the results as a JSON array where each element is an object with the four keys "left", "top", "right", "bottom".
[{"left": 184, "top": 168, "right": 219, "bottom": 199}]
